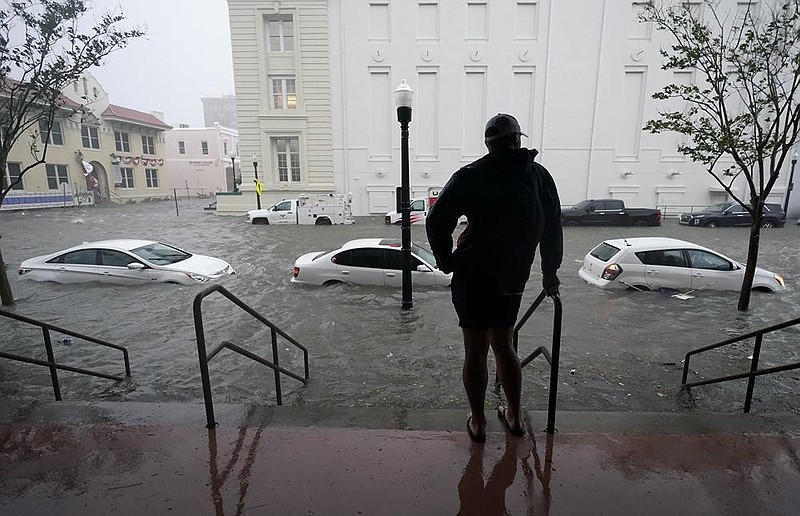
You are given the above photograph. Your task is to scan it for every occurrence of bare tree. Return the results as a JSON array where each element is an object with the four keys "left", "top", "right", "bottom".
[
  {"left": 641, "top": 0, "right": 800, "bottom": 311},
  {"left": 0, "top": 0, "right": 143, "bottom": 306}
]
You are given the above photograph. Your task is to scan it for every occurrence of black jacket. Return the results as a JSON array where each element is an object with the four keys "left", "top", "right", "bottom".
[{"left": 426, "top": 148, "right": 563, "bottom": 295}]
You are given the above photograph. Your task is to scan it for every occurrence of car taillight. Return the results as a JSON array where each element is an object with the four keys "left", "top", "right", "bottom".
[
  {"left": 601, "top": 263, "right": 623, "bottom": 281},
  {"left": 774, "top": 274, "right": 785, "bottom": 287},
  {"left": 656, "top": 210, "right": 662, "bottom": 221},
  {"left": 293, "top": 266, "right": 300, "bottom": 278}
]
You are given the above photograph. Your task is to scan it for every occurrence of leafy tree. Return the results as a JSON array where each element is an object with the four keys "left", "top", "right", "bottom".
[
  {"left": 641, "top": 0, "right": 800, "bottom": 311},
  {"left": 0, "top": 0, "right": 142, "bottom": 306}
]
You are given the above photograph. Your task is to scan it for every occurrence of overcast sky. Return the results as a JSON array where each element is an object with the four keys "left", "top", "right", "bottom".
[{"left": 90, "top": 0, "right": 235, "bottom": 127}]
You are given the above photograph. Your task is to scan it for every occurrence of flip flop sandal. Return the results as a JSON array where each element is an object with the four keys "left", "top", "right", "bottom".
[
  {"left": 497, "top": 406, "right": 525, "bottom": 437},
  {"left": 466, "top": 415, "right": 486, "bottom": 443}
]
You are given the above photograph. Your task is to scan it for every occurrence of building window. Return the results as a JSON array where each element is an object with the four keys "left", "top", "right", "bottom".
[
  {"left": 120, "top": 167, "right": 134, "bottom": 188},
  {"left": 141, "top": 135, "right": 156, "bottom": 155},
  {"left": 45, "top": 164, "right": 69, "bottom": 190},
  {"left": 81, "top": 125, "right": 100, "bottom": 149},
  {"left": 178, "top": 140, "right": 186, "bottom": 154},
  {"left": 270, "top": 77, "right": 297, "bottom": 109},
  {"left": 274, "top": 137, "right": 300, "bottom": 183},
  {"left": 5, "top": 162, "right": 23, "bottom": 190},
  {"left": 201, "top": 141, "right": 209, "bottom": 155},
  {"left": 39, "top": 120, "right": 64, "bottom": 146},
  {"left": 145, "top": 169, "right": 159, "bottom": 188},
  {"left": 223, "top": 141, "right": 228, "bottom": 156},
  {"left": 114, "top": 131, "right": 131, "bottom": 152},
  {"left": 265, "top": 14, "right": 294, "bottom": 52}
]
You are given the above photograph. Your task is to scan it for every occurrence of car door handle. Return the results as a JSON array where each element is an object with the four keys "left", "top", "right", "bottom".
[
  {"left": 692, "top": 272, "right": 704, "bottom": 277},
  {"left": 103, "top": 272, "right": 110, "bottom": 275},
  {"left": 386, "top": 272, "right": 396, "bottom": 277},
  {"left": 341, "top": 271, "right": 350, "bottom": 275},
  {"left": 647, "top": 270, "right": 658, "bottom": 275}
]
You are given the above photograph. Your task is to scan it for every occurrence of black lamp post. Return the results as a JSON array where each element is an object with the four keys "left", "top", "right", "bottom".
[
  {"left": 395, "top": 79, "right": 414, "bottom": 309},
  {"left": 783, "top": 149, "right": 798, "bottom": 215},
  {"left": 252, "top": 153, "right": 261, "bottom": 210},
  {"left": 231, "top": 155, "right": 239, "bottom": 193}
]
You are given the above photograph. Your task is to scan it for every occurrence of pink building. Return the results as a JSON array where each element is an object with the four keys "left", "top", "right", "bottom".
[{"left": 165, "top": 123, "right": 240, "bottom": 196}]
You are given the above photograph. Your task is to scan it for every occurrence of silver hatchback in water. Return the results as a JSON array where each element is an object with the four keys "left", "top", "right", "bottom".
[{"left": 578, "top": 237, "right": 785, "bottom": 292}]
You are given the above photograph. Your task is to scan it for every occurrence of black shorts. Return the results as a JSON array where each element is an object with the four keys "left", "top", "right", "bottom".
[{"left": 450, "top": 274, "right": 523, "bottom": 330}]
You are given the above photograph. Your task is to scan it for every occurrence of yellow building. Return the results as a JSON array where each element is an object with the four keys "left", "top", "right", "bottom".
[{"left": 2, "top": 73, "right": 172, "bottom": 210}]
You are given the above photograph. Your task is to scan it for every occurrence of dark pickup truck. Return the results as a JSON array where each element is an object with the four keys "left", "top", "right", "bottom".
[
  {"left": 679, "top": 202, "right": 786, "bottom": 228},
  {"left": 561, "top": 199, "right": 662, "bottom": 227}
]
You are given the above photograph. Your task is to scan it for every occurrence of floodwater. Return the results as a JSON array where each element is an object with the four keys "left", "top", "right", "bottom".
[{"left": 1, "top": 199, "right": 799, "bottom": 414}]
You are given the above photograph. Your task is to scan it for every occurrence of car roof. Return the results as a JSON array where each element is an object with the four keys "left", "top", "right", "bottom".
[
  {"left": 63, "top": 239, "right": 158, "bottom": 252},
  {"left": 601, "top": 237, "right": 708, "bottom": 251},
  {"left": 341, "top": 238, "right": 404, "bottom": 249}
]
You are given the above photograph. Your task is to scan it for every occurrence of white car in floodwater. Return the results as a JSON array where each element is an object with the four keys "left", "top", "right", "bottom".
[
  {"left": 292, "top": 238, "right": 452, "bottom": 287},
  {"left": 579, "top": 237, "right": 785, "bottom": 293},
  {"left": 18, "top": 240, "right": 235, "bottom": 285}
]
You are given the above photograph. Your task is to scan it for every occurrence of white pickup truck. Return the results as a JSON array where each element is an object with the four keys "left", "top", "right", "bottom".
[
  {"left": 247, "top": 193, "right": 354, "bottom": 225},
  {"left": 384, "top": 188, "right": 466, "bottom": 225}
]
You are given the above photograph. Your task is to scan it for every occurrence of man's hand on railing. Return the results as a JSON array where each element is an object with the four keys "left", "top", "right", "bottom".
[{"left": 543, "top": 273, "right": 560, "bottom": 297}]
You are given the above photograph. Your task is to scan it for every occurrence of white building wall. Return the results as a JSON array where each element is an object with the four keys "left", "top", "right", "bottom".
[
  {"left": 328, "top": 0, "right": 794, "bottom": 216},
  {"left": 229, "top": 0, "right": 796, "bottom": 216},
  {"left": 223, "top": 0, "right": 333, "bottom": 215}
]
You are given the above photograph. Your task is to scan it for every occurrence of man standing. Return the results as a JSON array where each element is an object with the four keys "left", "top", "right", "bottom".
[{"left": 426, "top": 113, "right": 563, "bottom": 443}]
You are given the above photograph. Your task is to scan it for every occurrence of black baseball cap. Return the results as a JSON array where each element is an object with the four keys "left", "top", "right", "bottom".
[{"left": 484, "top": 113, "right": 527, "bottom": 142}]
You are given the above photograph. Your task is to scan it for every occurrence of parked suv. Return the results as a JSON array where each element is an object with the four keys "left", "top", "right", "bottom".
[{"left": 679, "top": 202, "right": 786, "bottom": 228}]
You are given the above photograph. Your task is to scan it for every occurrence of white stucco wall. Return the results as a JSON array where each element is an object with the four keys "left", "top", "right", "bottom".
[{"left": 226, "top": 0, "right": 796, "bottom": 216}]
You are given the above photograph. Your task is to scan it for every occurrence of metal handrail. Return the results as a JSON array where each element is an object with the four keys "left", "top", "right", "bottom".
[
  {"left": 0, "top": 308, "right": 131, "bottom": 400},
  {"left": 193, "top": 285, "right": 309, "bottom": 428},
  {"left": 682, "top": 315, "right": 800, "bottom": 413},
  {"left": 513, "top": 290, "right": 563, "bottom": 434}
]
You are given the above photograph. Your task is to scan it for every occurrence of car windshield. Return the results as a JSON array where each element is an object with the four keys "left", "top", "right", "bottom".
[
  {"left": 701, "top": 204, "right": 729, "bottom": 213},
  {"left": 412, "top": 243, "right": 437, "bottom": 268},
  {"left": 572, "top": 200, "right": 591, "bottom": 210},
  {"left": 131, "top": 242, "right": 191, "bottom": 265}
]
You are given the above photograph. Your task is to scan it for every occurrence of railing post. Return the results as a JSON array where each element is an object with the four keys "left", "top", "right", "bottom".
[
  {"left": 743, "top": 333, "right": 763, "bottom": 413},
  {"left": 271, "top": 327, "right": 282, "bottom": 405},
  {"left": 193, "top": 299, "right": 216, "bottom": 428},
  {"left": 42, "top": 328, "right": 62, "bottom": 401},
  {"left": 546, "top": 295, "right": 562, "bottom": 434}
]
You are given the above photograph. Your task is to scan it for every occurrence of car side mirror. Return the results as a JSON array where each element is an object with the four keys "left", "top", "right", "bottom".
[
  {"left": 127, "top": 263, "right": 146, "bottom": 270},
  {"left": 587, "top": 206, "right": 595, "bottom": 212},
  {"left": 416, "top": 264, "right": 432, "bottom": 273}
]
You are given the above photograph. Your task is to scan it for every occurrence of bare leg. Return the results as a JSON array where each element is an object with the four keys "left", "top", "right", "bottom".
[
  {"left": 462, "top": 328, "right": 490, "bottom": 440},
  {"left": 490, "top": 326, "right": 523, "bottom": 433}
]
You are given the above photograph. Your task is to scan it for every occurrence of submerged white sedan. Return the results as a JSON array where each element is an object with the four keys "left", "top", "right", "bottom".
[
  {"left": 18, "top": 240, "right": 235, "bottom": 285},
  {"left": 579, "top": 237, "right": 785, "bottom": 293},
  {"left": 292, "top": 238, "right": 452, "bottom": 287}
]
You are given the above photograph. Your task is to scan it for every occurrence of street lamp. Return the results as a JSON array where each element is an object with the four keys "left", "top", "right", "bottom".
[
  {"left": 395, "top": 79, "right": 414, "bottom": 309},
  {"left": 230, "top": 155, "right": 239, "bottom": 193},
  {"left": 252, "top": 153, "right": 262, "bottom": 210},
  {"left": 784, "top": 148, "right": 798, "bottom": 215}
]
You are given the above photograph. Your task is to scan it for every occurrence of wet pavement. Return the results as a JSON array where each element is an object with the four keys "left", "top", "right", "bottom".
[
  {"left": 1, "top": 400, "right": 799, "bottom": 515},
  {"left": 3, "top": 201, "right": 800, "bottom": 514}
]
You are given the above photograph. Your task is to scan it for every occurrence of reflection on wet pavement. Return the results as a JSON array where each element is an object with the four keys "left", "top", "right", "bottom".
[{"left": 2, "top": 409, "right": 799, "bottom": 515}]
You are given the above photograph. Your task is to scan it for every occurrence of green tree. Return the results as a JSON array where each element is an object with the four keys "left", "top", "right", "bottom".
[
  {"left": 642, "top": 0, "right": 800, "bottom": 311},
  {"left": 0, "top": 0, "right": 142, "bottom": 306}
]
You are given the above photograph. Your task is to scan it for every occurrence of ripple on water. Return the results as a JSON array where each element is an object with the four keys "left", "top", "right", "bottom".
[{"left": 1, "top": 200, "right": 799, "bottom": 413}]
